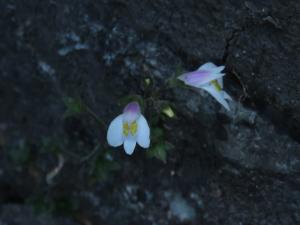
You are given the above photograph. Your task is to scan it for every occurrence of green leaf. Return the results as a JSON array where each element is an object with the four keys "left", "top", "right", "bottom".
[
  {"left": 164, "top": 65, "right": 184, "bottom": 87},
  {"left": 40, "top": 137, "right": 61, "bottom": 154},
  {"left": 89, "top": 154, "right": 120, "bottom": 181},
  {"left": 63, "top": 96, "right": 86, "bottom": 118},
  {"left": 9, "top": 140, "right": 30, "bottom": 165},
  {"left": 147, "top": 142, "right": 173, "bottom": 163},
  {"left": 27, "top": 195, "right": 51, "bottom": 215},
  {"left": 152, "top": 128, "right": 164, "bottom": 140}
]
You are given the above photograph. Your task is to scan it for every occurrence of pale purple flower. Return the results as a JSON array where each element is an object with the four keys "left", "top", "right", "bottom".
[
  {"left": 178, "top": 62, "right": 232, "bottom": 110},
  {"left": 107, "top": 102, "right": 150, "bottom": 155}
]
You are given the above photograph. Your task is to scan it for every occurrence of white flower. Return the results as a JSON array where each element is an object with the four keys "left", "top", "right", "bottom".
[
  {"left": 178, "top": 62, "right": 232, "bottom": 110},
  {"left": 107, "top": 102, "right": 150, "bottom": 155}
]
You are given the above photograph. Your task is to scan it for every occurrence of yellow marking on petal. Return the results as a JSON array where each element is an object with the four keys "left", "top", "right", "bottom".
[
  {"left": 123, "top": 121, "right": 138, "bottom": 136},
  {"left": 123, "top": 122, "right": 130, "bottom": 136},
  {"left": 130, "top": 121, "right": 138, "bottom": 136},
  {"left": 210, "top": 80, "right": 222, "bottom": 92}
]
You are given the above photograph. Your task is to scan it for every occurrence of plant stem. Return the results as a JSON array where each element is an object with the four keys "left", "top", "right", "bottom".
[{"left": 85, "top": 106, "right": 106, "bottom": 128}]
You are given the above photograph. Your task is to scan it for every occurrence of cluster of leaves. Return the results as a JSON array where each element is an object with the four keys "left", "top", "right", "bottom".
[
  {"left": 146, "top": 128, "right": 173, "bottom": 163},
  {"left": 63, "top": 96, "right": 120, "bottom": 181},
  {"left": 12, "top": 68, "right": 184, "bottom": 218},
  {"left": 88, "top": 151, "right": 120, "bottom": 183},
  {"left": 61, "top": 69, "right": 182, "bottom": 171},
  {"left": 148, "top": 100, "right": 176, "bottom": 163}
]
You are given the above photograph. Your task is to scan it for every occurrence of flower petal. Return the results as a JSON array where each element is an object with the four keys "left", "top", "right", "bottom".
[
  {"left": 201, "top": 84, "right": 230, "bottom": 110},
  {"left": 107, "top": 114, "right": 124, "bottom": 147},
  {"left": 124, "top": 138, "right": 137, "bottom": 155},
  {"left": 198, "top": 62, "right": 225, "bottom": 73},
  {"left": 180, "top": 71, "right": 224, "bottom": 87},
  {"left": 198, "top": 62, "right": 217, "bottom": 70},
  {"left": 217, "top": 77, "right": 223, "bottom": 88},
  {"left": 136, "top": 115, "right": 150, "bottom": 148},
  {"left": 123, "top": 102, "right": 141, "bottom": 123},
  {"left": 183, "top": 70, "right": 210, "bottom": 84},
  {"left": 177, "top": 74, "right": 186, "bottom": 82},
  {"left": 223, "top": 91, "right": 232, "bottom": 101}
]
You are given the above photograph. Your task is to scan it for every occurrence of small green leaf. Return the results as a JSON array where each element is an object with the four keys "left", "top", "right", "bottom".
[
  {"left": 147, "top": 128, "right": 173, "bottom": 163},
  {"left": 41, "top": 137, "right": 61, "bottom": 154},
  {"left": 27, "top": 195, "right": 51, "bottom": 215},
  {"left": 9, "top": 140, "right": 30, "bottom": 165},
  {"left": 147, "top": 142, "right": 173, "bottom": 163},
  {"left": 89, "top": 154, "right": 120, "bottom": 181},
  {"left": 148, "top": 143, "right": 167, "bottom": 162},
  {"left": 63, "top": 97, "right": 86, "bottom": 118},
  {"left": 167, "top": 76, "right": 187, "bottom": 89},
  {"left": 164, "top": 65, "right": 183, "bottom": 87},
  {"left": 152, "top": 128, "right": 164, "bottom": 140}
]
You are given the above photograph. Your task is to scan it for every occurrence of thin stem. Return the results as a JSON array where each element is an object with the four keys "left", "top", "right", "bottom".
[
  {"left": 85, "top": 106, "right": 106, "bottom": 128},
  {"left": 80, "top": 144, "right": 100, "bottom": 163}
]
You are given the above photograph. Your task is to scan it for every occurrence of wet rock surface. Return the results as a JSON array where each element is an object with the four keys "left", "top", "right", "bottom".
[{"left": 0, "top": 0, "right": 300, "bottom": 224}]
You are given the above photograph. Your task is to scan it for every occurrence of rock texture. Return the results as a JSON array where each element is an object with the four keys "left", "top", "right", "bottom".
[{"left": 0, "top": 0, "right": 300, "bottom": 225}]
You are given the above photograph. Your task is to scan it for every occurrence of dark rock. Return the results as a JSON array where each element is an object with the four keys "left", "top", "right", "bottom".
[
  {"left": 0, "top": 0, "right": 300, "bottom": 225},
  {"left": 217, "top": 101, "right": 300, "bottom": 174},
  {"left": 225, "top": 0, "right": 300, "bottom": 140}
]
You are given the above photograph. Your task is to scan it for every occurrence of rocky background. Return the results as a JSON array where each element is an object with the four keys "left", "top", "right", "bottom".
[{"left": 1, "top": 0, "right": 300, "bottom": 224}]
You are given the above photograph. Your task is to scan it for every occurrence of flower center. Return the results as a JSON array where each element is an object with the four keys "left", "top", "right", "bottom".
[
  {"left": 210, "top": 80, "right": 222, "bottom": 92},
  {"left": 123, "top": 121, "right": 138, "bottom": 136}
]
